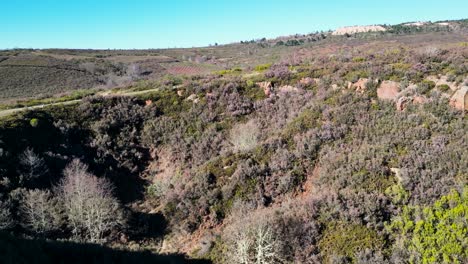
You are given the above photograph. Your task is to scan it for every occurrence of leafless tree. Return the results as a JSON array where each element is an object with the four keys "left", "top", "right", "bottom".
[
  {"left": 232, "top": 230, "right": 252, "bottom": 264},
  {"left": 57, "top": 159, "right": 125, "bottom": 242},
  {"left": 20, "top": 189, "right": 61, "bottom": 235},
  {"left": 254, "top": 223, "right": 281, "bottom": 264},
  {"left": 0, "top": 199, "right": 13, "bottom": 230},
  {"left": 19, "top": 148, "right": 47, "bottom": 185},
  {"left": 224, "top": 203, "right": 283, "bottom": 264}
]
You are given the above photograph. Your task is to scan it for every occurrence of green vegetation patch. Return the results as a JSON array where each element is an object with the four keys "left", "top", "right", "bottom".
[
  {"left": 387, "top": 187, "right": 468, "bottom": 264},
  {"left": 319, "top": 222, "right": 385, "bottom": 263}
]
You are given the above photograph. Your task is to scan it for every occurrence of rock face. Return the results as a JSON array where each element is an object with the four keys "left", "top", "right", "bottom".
[
  {"left": 449, "top": 86, "right": 468, "bottom": 111},
  {"left": 396, "top": 97, "right": 412, "bottom": 111},
  {"left": 332, "top": 25, "right": 386, "bottom": 35},
  {"left": 352, "top": 78, "right": 369, "bottom": 93},
  {"left": 427, "top": 75, "right": 459, "bottom": 91},
  {"left": 257, "top": 81, "right": 272, "bottom": 96},
  {"left": 299, "top": 77, "right": 316, "bottom": 86},
  {"left": 396, "top": 95, "right": 427, "bottom": 111},
  {"left": 377, "top": 81, "right": 400, "bottom": 100},
  {"left": 186, "top": 94, "right": 199, "bottom": 103},
  {"left": 404, "top": 21, "right": 428, "bottom": 26},
  {"left": 278, "top": 85, "right": 299, "bottom": 93}
]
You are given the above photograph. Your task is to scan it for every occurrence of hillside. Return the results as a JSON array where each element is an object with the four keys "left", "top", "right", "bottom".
[
  {"left": 0, "top": 19, "right": 467, "bottom": 264},
  {"left": 1, "top": 19, "right": 467, "bottom": 103}
]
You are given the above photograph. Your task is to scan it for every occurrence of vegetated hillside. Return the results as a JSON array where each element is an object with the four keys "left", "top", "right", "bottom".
[
  {"left": 1, "top": 18, "right": 467, "bottom": 104},
  {"left": 0, "top": 20, "right": 467, "bottom": 264}
]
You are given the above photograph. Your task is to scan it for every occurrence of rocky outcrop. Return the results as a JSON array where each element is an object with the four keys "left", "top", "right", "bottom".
[
  {"left": 396, "top": 95, "right": 428, "bottom": 111},
  {"left": 396, "top": 97, "right": 412, "bottom": 111},
  {"left": 449, "top": 86, "right": 468, "bottom": 111},
  {"left": 377, "top": 81, "right": 400, "bottom": 100},
  {"left": 352, "top": 78, "right": 369, "bottom": 93},
  {"left": 427, "top": 75, "right": 459, "bottom": 91},
  {"left": 278, "top": 85, "right": 299, "bottom": 93},
  {"left": 186, "top": 94, "right": 199, "bottom": 103},
  {"left": 403, "top": 21, "right": 428, "bottom": 26},
  {"left": 257, "top": 81, "right": 272, "bottom": 96},
  {"left": 299, "top": 77, "right": 315, "bottom": 86},
  {"left": 332, "top": 25, "right": 386, "bottom": 35}
]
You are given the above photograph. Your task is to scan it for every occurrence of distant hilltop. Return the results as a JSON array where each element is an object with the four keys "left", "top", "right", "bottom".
[
  {"left": 403, "top": 21, "right": 451, "bottom": 26},
  {"left": 332, "top": 25, "right": 387, "bottom": 35}
]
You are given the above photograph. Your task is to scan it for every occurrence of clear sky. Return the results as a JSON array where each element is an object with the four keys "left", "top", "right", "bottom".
[{"left": 1, "top": 0, "right": 467, "bottom": 49}]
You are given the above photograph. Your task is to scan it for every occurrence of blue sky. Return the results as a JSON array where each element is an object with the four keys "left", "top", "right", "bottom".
[{"left": 1, "top": 0, "right": 467, "bottom": 49}]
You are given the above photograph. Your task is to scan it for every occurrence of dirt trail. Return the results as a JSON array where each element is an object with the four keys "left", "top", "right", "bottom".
[{"left": 0, "top": 88, "right": 161, "bottom": 118}]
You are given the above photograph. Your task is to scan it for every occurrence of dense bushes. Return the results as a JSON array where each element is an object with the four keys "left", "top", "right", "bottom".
[
  {"left": 0, "top": 31, "right": 467, "bottom": 263},
  {"left": 387, "top": 187, "right": 467, "bottom": 264}
]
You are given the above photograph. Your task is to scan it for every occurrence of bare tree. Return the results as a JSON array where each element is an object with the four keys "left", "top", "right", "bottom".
[
  {"left": 0, "top": 200, "right": 13, "bottom": 230},
  {"left": 232, "top": 229, "right": 252, "bottom": 264},
  {"left": 225, "top": 204, "right": 283, "bottom": 264},
  {"left": 20, "top": 189, "right": 61, "bottom": 235},
  {"left": 253, "top": 223, "right": 281, "bottom": 264},
  {"left": 57, "top": 159, "right": 125, "bottom": 242},
  {"left": 19, "top": 148, "right": 47, "bottom": 185}
]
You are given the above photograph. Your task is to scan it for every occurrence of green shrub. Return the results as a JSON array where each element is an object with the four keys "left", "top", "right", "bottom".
[
  {"left": 387, "top": 187, "right": 468, "bottom": 264},
  {"left": 254, "top": 63, "right": 272, "bottom": 72},
  {"left": 417, "top": 80, "right": 436, "bottom": 95},
  {"left": 319, "top": 222, "right": 384, "bottom": 263},
  {"left": 437, "top": 84, "right": 450, "bottom": 92},
  {"left": 29, "top": 118, "right": 39, "bottom": 127},
  {"left": 352, "top": 57, "right": 365, "bottom": 62},
  {"left": 216, "top": 68, "right": 242, "bottom": 75},
  {"left": 282, "top": 108, "right": 321, "bottom": 141}
]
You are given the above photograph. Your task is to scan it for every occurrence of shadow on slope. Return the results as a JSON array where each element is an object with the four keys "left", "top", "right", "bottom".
[{"left": 0, "top": 232, "right": 211, "bottom": 264}]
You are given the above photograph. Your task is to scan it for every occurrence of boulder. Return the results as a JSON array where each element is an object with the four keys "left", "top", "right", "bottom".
[
  {"left": 278, "top": 85, "right": 299, "bottom": 93},
  {"left": 186, "top": 94, "right": 200, "bottom": 103},
  {"left": 449, "top": 86, "right": 468, "bottom": 111},
  {"left": 412, "top": 95, "right": 427, "bottom": 105},
  {"left": 396, "top": 96, "right": 412, "bottom": 111},
  {"left": 299, "top": 77, "right": 315, "bottom": 86},
  {"left": 352, "top": 78, "right": 369, "bottom": 93},
  {"left": 257, "top": 81, "right": 272, "bottom": 96},
  {"left": 396, "top": 95, "right": 427, "bottom": 111},
  {"left": 377, "top": 81, "right": 400, "bottom": 100},
  {"left": 427, "top": 75, "right": 458, "bottom": 91},
  {"left": 390, "top": 168, "right": 403, "bottom": 183}
]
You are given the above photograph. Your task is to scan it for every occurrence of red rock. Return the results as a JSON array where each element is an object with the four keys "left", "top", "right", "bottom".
[
  {"left": 257, "top": 81, "right": 272, "bottom": 96},
  {"left": 377, "top": 81, "right": 400, "bottom": 100},
  {"left": 412, "top": 96, "right": 427, "bottom": 104},
  {"left": 299, "top": 77, "right": 315, "bottom": 86},
  {"left": 449, "top": 86, "right": 468, "bottom": 111},
  {"left": 353, "top": 78, "right": 369, "bottom": 93},
  {"left": 278, "top": 85, "right": 299, "bottom": 93},
  {"left": 396, "top": 96, "right": 411, "bottom": 111}
]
